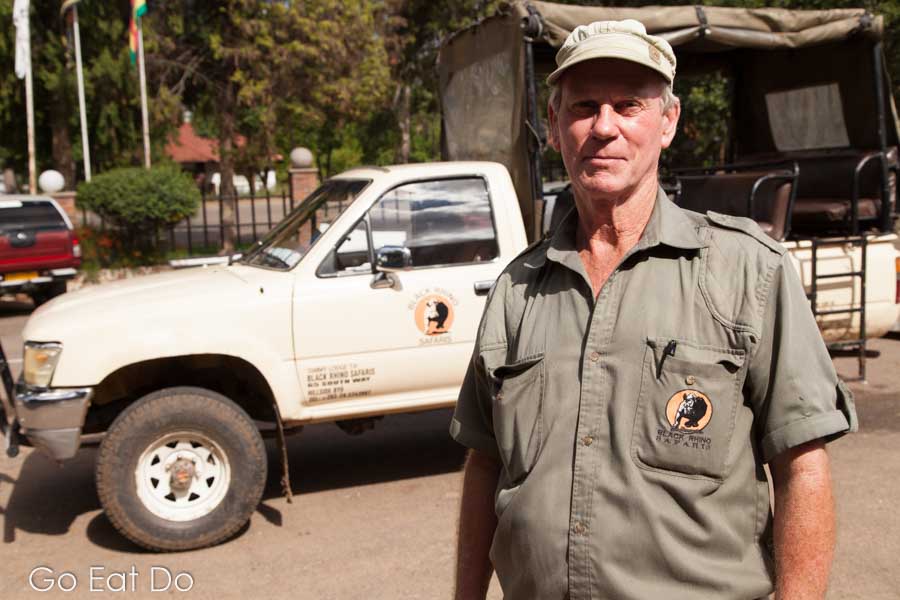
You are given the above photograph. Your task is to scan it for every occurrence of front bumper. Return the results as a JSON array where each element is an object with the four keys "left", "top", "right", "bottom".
[{"left": 12, "top": 383, "right": 93, "bottom": 461}]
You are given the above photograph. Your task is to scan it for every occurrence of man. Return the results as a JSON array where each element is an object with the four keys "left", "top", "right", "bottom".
[{"left": 450, "top": 20, "right": 857, "bottom": 600}]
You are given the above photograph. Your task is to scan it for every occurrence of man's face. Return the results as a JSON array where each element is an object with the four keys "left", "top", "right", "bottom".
[{"left": 548, "top": 59, "right": 680, "bottom": 201}]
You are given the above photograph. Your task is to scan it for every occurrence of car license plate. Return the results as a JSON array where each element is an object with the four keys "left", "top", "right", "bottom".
[{"left": 4, "top": 271, "right": 38, "bottom": 282}]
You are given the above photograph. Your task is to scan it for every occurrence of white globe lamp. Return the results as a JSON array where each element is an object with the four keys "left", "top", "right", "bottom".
[{"left": 38, "top": 170, "right": 65, "bottom": 194}]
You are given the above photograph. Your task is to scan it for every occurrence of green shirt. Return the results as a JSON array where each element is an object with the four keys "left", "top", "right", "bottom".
[{"left": 450, "top": 187, "right": 857, "bottom": 600}]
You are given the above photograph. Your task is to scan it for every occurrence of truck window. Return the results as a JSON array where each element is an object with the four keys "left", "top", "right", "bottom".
[
  {"left": 242, "top": 179, "right": 370, "bottom": 270},
  {"left": 370, "top": 177, "right": 498, "bottom": 268},
  {"left": 318, "top": 177, "right": 500, "bottom": 277},
  {"left": 332, "top": 221, "right": 373, "bottom": 273},
  {"left": 0, "top": 200, "right": 69, "bottom": 233}
]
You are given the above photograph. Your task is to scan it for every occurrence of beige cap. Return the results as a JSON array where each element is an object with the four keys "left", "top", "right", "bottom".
[{"left": 547, "top": 19, "right": 676, "bottom": 85}]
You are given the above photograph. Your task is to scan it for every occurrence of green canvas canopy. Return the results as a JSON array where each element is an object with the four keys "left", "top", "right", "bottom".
[
  {"left": 523, "top": 2, "right": 881, "bottom": 49},
  {"left": 438, "top": 1, "right": 898, "bottom": 237}
]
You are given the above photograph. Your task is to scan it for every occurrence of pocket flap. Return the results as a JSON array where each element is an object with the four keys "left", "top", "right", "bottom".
[
  {"left": 492, "top": 354, "right": 545, "bottom": 380},
  {"left": 648, "top": 338, "right": 745, "bottom": 372}
]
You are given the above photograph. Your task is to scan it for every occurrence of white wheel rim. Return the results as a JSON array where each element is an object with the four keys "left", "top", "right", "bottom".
[{"left": 135, "top": 431, "right": 231, "bottom": 522}]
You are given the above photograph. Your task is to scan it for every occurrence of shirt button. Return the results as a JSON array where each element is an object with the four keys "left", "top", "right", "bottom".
[
  {"left": 582, "top": 435, "right": 594, "bottom": 446},
  {"left": 685, "top": 375, "right": 696, "bottom": 385},
  {"left": 573, "top": 522, "right": 586, "bottom": 535},
  {"left": 589, "top": 351, "right": 600, "bottom": 363}
]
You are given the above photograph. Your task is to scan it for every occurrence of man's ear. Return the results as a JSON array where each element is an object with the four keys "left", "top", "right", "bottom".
[
  {"left": 547, "top": 99, "right": 560, "bottom": 152},
  {"left": 660, "top": 98, "right": 680, "bottom": 150}
]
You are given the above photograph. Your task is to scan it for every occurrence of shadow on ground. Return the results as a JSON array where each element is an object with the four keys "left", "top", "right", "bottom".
[
  {"left": 272, "top": 408, "right": 466, "bottom": 497},
  {"left": 0, "top": 408, "right": 465, "bottom": 551},
  {"left": 0, "top": 297, "right": 35, "bottom": 316},
  {"left": 0, "top": 447, "right": 99, "bottom": 544}
]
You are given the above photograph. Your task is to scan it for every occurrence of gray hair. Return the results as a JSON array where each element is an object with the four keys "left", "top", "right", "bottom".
[{"left": 548, "top": 79, "right": 678, "bottom": 116}]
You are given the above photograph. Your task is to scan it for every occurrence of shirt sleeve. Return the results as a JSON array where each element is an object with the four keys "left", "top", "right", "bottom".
[{"left": 746, "top": 253, "right": 858, "bottom": 463}]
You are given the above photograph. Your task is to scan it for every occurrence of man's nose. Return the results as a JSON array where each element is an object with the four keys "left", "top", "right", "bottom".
[{"left": 591, "top": 105, "right": 618, "bottom": 139}]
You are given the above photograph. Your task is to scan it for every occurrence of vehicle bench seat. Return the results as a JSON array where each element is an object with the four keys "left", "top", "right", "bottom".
[
  {"left": 675, "top": 169, "right": 794, "bottom": 241},
  {"left": 791, "top": 196, "right": 880, "bottom": 223},
  {"left": 741, "top": 148, "right": 897, "bottom": 234}
]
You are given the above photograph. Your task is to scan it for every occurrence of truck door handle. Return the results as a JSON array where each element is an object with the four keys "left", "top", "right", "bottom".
[{"left": 473, "top": 280, "right": 494, "bottom": 296}]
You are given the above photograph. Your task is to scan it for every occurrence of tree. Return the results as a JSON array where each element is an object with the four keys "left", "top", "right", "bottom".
[
  {"left": 81, "top": 2, "right": 180, "bottom": 173},
  {"left": 377, "top": 1, "right": 501, "bottom": 164},
  {"left": 0, "top": 0, "right": 77, "bottom": 186},
  {"left": 147, "top": 1, "right": 391, "bottom": 251},
  {"left": 275, "top": 0, "right": 392, "bottom": 178},
  {"left": 0, "top": 1, "right": 179, "bottom": 189},
  {"left": 4, "top": 0, "right": 897, "bottom": 208}
]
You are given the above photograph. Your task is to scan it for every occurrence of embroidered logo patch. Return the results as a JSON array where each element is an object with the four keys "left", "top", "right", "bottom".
[
  {"left": 665, "top": 390, "right": 713, "bottom": 433},
  {"left": 648, "top": 45, "right": 662, "bottom": 65}
]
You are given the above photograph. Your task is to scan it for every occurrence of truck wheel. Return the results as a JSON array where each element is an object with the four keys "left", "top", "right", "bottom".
[{"left": 95, "top": 387, "right": 267, "bottom": 551}]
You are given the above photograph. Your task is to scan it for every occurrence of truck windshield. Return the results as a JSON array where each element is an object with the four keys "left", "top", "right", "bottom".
[{"left": 241, "top": 178, "right": 370, "bottom": 270}]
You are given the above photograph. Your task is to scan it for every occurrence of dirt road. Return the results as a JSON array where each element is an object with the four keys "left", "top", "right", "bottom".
[{"left": 0, "top": 298, "right": 898, "bottom": 599}]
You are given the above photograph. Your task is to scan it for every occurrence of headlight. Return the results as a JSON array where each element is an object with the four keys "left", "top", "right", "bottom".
[{"left": 24, "top": 342, "right": 63, "bottom": 387}]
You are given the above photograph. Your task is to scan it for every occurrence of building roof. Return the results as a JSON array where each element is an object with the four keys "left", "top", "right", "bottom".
[
  {"left": 165, "top": 122, "right": 284, "bottom": 164},
  {"left": 165, "top": 122, "right": 247, "bottom": 164}
]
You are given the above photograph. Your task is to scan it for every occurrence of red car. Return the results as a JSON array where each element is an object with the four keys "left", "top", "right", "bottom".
[{"left": 0, "top": 195, "right": 81, "bottom": 305}]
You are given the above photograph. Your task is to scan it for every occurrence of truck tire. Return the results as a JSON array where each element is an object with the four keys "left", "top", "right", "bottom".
[{"left": 95, "top": 387, "right": 267, "bottom": 551}]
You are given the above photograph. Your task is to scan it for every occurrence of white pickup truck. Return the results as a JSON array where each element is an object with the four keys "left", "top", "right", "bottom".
[{"left": 1, "top": 160, "right": 897, "bottom": 552}]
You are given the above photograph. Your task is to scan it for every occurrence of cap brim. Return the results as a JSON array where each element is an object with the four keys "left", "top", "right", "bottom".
[{"left": 547, "top": 38, "right": 673, "bottom": 86}]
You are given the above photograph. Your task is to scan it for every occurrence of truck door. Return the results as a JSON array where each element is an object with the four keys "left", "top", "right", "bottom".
[{"left": 293, "top": 176, "right": 504, "bottom": 414}]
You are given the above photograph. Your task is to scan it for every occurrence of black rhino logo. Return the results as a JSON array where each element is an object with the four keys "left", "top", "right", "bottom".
[
  {"left": 425, "top": 299, "right": 449, "bottom": 333},
  {"left": 671, "top": 391, "right": 708, "bottom": 431}
]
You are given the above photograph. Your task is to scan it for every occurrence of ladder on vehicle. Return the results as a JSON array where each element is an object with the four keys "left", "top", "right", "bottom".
[{"left": 807, "top": 235, "right": 868, "bottom": 382}]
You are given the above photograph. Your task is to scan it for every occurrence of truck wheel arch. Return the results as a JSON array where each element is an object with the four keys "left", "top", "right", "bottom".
[{"left": 85, "top": 354, "right": 278, "bottom": 434}]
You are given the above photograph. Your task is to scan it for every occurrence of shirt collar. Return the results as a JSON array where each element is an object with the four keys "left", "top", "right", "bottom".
[
  {"left": 545, "top": 185, "right": 707, "bottom": 270},
  {"left": 643, "top": 186, "right": 708, "bottom": 251}
]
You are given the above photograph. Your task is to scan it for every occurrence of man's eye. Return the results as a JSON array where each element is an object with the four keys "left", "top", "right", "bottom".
[
  {"left": 572, "top": 101, "right": 597, "bottom": 113},
  {"left": 616, "top": 101, "right": 642, "bottom": 114}
]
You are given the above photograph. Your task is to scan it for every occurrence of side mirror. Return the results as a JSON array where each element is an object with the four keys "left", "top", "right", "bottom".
[{"left": 375, "top": 246, "right": 412, "bottom": 272}]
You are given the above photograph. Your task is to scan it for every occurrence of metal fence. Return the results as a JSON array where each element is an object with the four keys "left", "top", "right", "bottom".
[{"left": 80, "top": 188, "right": 296, "bottom": 256}]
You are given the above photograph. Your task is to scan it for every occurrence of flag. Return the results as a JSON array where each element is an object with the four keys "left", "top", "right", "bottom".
[
  {"left": 129, "top": 0, "right": 147, "bottom": 65},
  {"left": 13, "top": 0, "right": 30, "bottom": 79}
]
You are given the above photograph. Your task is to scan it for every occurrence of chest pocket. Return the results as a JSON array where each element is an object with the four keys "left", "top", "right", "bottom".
[
  {"left": 490, "top": 354, "right": 545, "bottom": 484},
  {"left": 632, "top": 338, "right": 746, "bottom": 481}
]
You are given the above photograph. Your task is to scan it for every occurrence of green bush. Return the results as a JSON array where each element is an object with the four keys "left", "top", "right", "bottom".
[{"left": 76, "top": 166, "right": 200, "bottom": 251}]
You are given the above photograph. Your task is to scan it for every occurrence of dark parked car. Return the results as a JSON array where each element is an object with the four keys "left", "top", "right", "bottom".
[{"left": 0, "top": 195, "right": 80, "bottom": 305}]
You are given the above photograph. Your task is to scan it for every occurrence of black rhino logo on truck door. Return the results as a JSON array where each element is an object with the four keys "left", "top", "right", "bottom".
[
  {"left": 425, "top": 299, "right": 449, "bottom": 332},
  {"left": 413, "top": 293, "right": 456, "bottom": 336}
]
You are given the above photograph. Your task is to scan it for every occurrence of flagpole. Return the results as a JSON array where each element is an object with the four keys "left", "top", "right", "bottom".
[
  {"left": 72, "top": 6, "right": 91, "bottom": 181},
  {"left": 14, "top": 0, "right": 35, "bottom": 192},
  {"left": 25, "top": 42, "right": 36, "bottom": 193},
  {"left": 137, "top": 18, "right": 151, "bottom": 169}
]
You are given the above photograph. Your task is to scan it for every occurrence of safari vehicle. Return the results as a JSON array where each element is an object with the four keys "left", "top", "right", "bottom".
[
  {"left": 2, "top": 3, "right": 899, "bottom": 553},
  {"left": 438, "top": 1, "right": 900, "bottom": 378},
  {"left": 0, "top": 162, "right": 527, "bottom": 551}
]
